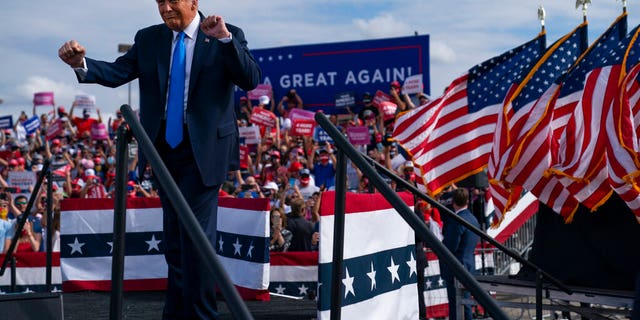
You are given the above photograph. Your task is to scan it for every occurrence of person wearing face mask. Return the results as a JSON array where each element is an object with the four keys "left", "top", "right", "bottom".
[{"left": 307, "top": 142, "right": 336, "bottom": 190}]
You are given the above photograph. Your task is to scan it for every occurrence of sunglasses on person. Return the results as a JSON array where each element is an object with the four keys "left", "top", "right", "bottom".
[{"left": 15, "top": 201, "right": 27, "bottom": 205}]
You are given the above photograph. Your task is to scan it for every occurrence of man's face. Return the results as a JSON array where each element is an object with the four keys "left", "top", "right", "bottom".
[{"left": 157, "top": 0, "right": 198, "bottom": 31}]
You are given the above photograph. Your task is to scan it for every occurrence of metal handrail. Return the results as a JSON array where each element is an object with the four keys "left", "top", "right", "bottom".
[
  {"left": 118, "top": 104, "right": 253, "bottom": 320},
  {"left": 316, "top": 113, "right": 510, "bottom": 320},
  {"left": 0, "top": 159, "right": 51, "bottom": 277},
  {"left": 360, "top": 147, "right": 572, "bottom": 295}
]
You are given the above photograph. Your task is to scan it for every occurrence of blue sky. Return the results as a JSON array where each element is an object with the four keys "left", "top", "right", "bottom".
[{"left": 0, "top": 1, "right": 635, "bottom": 121}]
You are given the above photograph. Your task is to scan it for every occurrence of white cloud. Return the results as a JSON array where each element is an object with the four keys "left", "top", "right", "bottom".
[
  {"left": 430, "top": 41, "right": 457, "bottom": 64},
  {"left": 353, "top": 14, "right": 412, "bottom": 39}
]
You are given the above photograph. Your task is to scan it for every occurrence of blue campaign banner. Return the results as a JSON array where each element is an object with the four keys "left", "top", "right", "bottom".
[
  {"left": 23, "top": 116, "right": 41, "bottom": 135},
  {"left": 0, "top": 115, "right": 13, "bottom": 129},
  {"left": 242, "top": 35, "right": 429, "bottom": 114}
]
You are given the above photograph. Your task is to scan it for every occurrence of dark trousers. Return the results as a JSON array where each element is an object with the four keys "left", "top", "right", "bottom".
[
  {"left": 156, "top": 127, "right": 220, "bottom": 320},
  {"left": 445, "top": 276, "right": 473, "bottom": 320}
]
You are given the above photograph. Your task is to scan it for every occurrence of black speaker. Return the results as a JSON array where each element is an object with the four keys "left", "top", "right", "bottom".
[{"left": 0, "top": 292, "right": 62, "bottom": 320}]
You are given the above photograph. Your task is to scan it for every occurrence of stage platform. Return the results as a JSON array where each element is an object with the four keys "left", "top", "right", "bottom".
[
  {"left": 477, "top": 275, "right": 635, "bottom": 318},
  {"left": 63, "top": 291, "right": 317, "bottom": 319}
]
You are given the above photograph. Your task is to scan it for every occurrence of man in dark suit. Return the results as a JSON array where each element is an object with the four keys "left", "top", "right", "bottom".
[
  {"left": 442, "top": 188, "right": 480, "bottom": 320},
  {"left": 58, "top": 1, "right": 261, "bottom": 319}
]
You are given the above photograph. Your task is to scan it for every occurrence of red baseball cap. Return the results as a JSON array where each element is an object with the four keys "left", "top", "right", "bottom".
[
  {"left": 289, "top": 161, "right": 303, "bottom": 172},
  {"left": 391, "top": 80, "right": 401, "bottom": 88}
]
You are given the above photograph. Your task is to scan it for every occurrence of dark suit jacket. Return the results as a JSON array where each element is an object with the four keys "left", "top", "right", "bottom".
[
  {"left": 442, "top": 208, "right": 480, "bottom": 280},
  {"left": 79, "top": 13, "right": 261, "bottom": 186}
]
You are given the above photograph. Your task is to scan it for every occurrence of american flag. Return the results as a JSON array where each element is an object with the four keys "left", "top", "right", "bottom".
[
  {"left": 317, "top": 191, "right": 418, "bottom": 320},
  {"left": 488, "top": 23, "right": 588, "bottom": 222},
  {"left": 604, "top": 24, "right": 640, "bottom": 220},
  {"left": 502, "top": 15, "right": 629, "bottom": 221},
  {"left": 60, "top": 197, "right": 271, "bottom": 300},
  {"left": 393, "top": 33, "right": 546, "bottom": 196}
]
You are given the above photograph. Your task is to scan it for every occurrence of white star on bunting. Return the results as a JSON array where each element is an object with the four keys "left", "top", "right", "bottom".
[
  {"left": 247, "top": 242, "right": 254, "bottom": 258},
  {"left": 342, "top": 267, "right": 355, "bottom": 298},
  {"left": 145, "top": 234, "right": 161, "bottom": 252},
  {"left": 406, "top": 252, "right": 417, "bottom": 277},
  {"left": 232, "top": 237, "right": 243, "bottom": 256},
  {"left": 218, "top": 236, "right": 224, "bottom": 252},
  {"left": 387, "top": 257, "right": 400, "bottom": 284},
  {"left": 298, "top": 284, "right": 309, "bottom": 296},
  {"left": 366, "top": 262, "right": 377, "bottom": 291},
  {"left": 68, "top": 237, "right": 85, "bottom": 255}
]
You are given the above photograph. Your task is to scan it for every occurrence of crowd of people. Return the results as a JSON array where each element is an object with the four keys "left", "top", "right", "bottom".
[{"left": 0, "top": 81, "right": 445, "bottom": 257}]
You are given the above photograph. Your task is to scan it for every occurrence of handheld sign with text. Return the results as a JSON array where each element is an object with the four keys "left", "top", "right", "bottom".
[
  {"left": 91, "top": 123, "right": 109, "bottom": 140},
  {"left": 372, "top": 90, "right": 392, "bottom": 108},
  {"left": 0, "top": 116, "right": 13, "bottom": 130},
  {"left": 8, "top": 171, "right": 37, "bottom": 191},
  {"left": 313, "top": 126, "right": 333, "bottom": 143},
  {"left": 288, "top": 108, "right": 316, "bottom": 121},
  {"left": 346, "top": 126, "right": 371, "bottom": 145},
  {"left": 250, "top": 108, "right": 277, "bottom": 128},
  {"left": 379, "top": 101, "right": 398, "bottom": 121},
  {"left": 23, "top": 116, "right": 41, "bottom": 135},
  {"left": 289, "top": 108, "right": 316, "bottom": 137},
  {"left": 248, "top": 84, "right": 273, "bottom": 101},
  {"left": 334, "top": 92, "right": 355, "bottom": 108},
  {"left": 239, "top": 126, "right": 261, "bottom": 145},
  {"left": 33, "top": 92, "right": 55, "bottom": 106},
  {"left": 291, "top": 119, "right": 316, "bottom": 137},
  {"left": 74, "top": 95, "right": 96, "bottom": 110},
  {"left": 402, "top": 74, "right": 423, "bottom": 95},
  {"left": 46, "top": 119, "right": 63, "bottom": 140}
]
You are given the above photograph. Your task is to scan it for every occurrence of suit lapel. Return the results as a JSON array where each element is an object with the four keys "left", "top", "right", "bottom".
[
  {"left": 157, "top": 26, "right": 173, "bottom": 106},
  {"left": 189, "top": 26, "right": 213, "bottom": 104}
]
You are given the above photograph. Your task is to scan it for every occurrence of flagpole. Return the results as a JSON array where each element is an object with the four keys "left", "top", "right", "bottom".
[
  {"left": 576, "top": 0, "right": 591, "bottom": 22},
  {"left": 538, "top": 5, "right": 546, "bottom": 34}
]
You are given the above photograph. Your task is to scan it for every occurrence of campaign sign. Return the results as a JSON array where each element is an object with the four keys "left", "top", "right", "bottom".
[
  {"left": 402, "top": 74, "right": 423, "bottom": 95},
  {"left": 250, "top": 108, "right": 277, "bottom": 128},
  {"left": 74, "top": 95, "right": 96, "bottom": 109},
  {"left": 379, "top": 101, "right": 398, "bottom": 121},
  {"left": 372, "top": 90, "right": 392, "bottom": 107},
  {"left": 91, "top": 123, "right": 109, "bottom": 140},
  {"left": 346, "top": 126, "right": 371, "bottom": 145},
  {"left": 288, "top": 108, "right": 316, "bottom": 121},
  {"left": 46, "top": 119, "right": 63, "bottom": 140},
  {"left": 334, "top": 92, "right": 355, "bottom": 108},
  {"left": 248, "top": 84, "right": 273, "bottom": 100},
  {"left": 0, "top": 115, "right": 13, "bottom": 130},
  {"left": 241, "top": 35, "right": 430, "bottom": 113},
  {"left": 8, "top": 171, "right": 37, "bottom": 191},
  {"left": 23, "top": 116, "right": 41, "bottom": 135},
  {"left": 313, "top": 127, "right": 333, "bottom": 143},
  {"left": 239, "top": 126, "right": 261, "bottom": 145},
  {"left": 291, "top": 119, "right": 316, "bottom": 137},
  {"left": 33, "top": 92, "right": 55, "bottom": 106}
]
